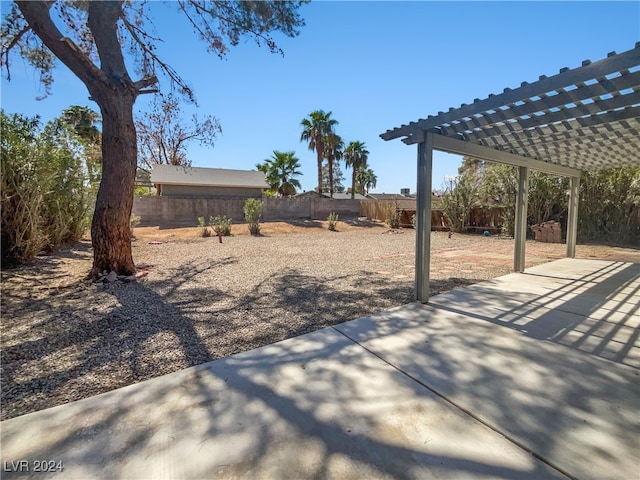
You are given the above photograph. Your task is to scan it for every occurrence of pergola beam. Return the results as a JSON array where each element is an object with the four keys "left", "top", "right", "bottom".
[
  {"left": 430, "top": 134, "right": 582, "bottom": 177},
  {"left": 415, "top": 133, "right": 433, "bottom": 303},
  {"left": 514, "top": 166, "right": 529, "bottom": 272},
  {"left": 566, "top": 176, "right": 580, "bottom": 258}
]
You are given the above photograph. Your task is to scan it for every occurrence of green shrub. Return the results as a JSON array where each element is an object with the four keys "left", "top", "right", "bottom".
[
  {"left": 384, "top": 202, "right": 400, "bottom": 229},
  {"left": 327, "top": 212, "right": 339, "bottom": 231},
  {"left": 133, "top": 185, "right": 156, "bottom": 196},
  {"left": 1, "top": 111, "right": 89, "bottom": 265},
  {"left": 197, "top": 216, "right": 211, "bottom": 237},
  {"left": 130, "top": 214, "right": 141, "bottom": 236},
  {"left": 209, "top": 215, "right": 232, "bottom": 236},
  {"left": 243, "top": 198, "right": 263, "bottom": 235}
]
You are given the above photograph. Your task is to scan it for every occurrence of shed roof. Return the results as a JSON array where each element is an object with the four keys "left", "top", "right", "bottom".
[
  {"left": 295, "top": 191, "right": 368, "bottom": 200},
  {"left": 381, "top": 43, "right": 640, "bottom": 172},
  {"left": 150, "top": 164, "right": 269, "bottom": 189}
]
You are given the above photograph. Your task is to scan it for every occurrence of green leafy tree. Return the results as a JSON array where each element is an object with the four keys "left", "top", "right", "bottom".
[
  {"left": 527, "top": 172, "right": 569, "bottom": 227},
  {"left": 319, "top": 162, "right": 346, "bottom": 193},
  {"left": 578, "top": 167, "right": 640, "bottom": 244},
  {"left": 2, "top": 1, "right": 306, "bottom": 276},
  {"left": 456, "top": 156, "right": 639, "bottom": 242},
  {"left": 1, "top": 111, "right": 89, "bottom": 264},
  {"left": 480, "top": 163, "right": 518, "bottom": 236},
  {"left": 440, "top": 174, "right": 479, "bottom": 233},
  {"left": 300, "top": 110, "right": 338, "bottom": 198},
  {"left": 344, "top": 141, "right": 369, "bottom": 199},
  {"left": 256, "top": 150, "right": 303, "bottom": 197}
]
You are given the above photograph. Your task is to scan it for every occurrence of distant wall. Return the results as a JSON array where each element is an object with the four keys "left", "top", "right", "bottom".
[
  {"left": 262, "top": 197, "right": 361, "bottom": 221},
  {"left": 133, "top": 196, "right": 362, "bottom": 225}
]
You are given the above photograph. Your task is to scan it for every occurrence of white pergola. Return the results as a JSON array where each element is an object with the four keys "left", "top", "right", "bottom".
[{"left": 381, "top": 43, "right": 640, "bottom": 302}]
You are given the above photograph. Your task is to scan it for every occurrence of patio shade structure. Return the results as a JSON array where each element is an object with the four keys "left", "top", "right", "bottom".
[{"left": 380, "top": 43, "right": 640, "bottom": 302}]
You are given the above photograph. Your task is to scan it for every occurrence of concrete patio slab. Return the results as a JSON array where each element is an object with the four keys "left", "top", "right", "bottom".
[
  {"left": 426, "top": 259, "right": 640, "bottom": 367},
  {"left": 1, "top": 329, "right": 561, "bottom": 479},
  {"left": 336, "top": 260, "right": 640, "bottom": 480},
  {"left": 1, "top": 258, "right": 637, "bottom": 479}
]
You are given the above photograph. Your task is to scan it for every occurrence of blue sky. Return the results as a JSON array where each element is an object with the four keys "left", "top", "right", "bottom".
[{"left": 2, "top": 1, "right": 639, "bottom": 194}]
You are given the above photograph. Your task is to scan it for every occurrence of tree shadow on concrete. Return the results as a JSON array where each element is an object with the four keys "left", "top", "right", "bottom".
[
  {"left": 428, "top": 261, "right": 640, "bottom": 368},
  {"left": 334, "top": 292, "right": 640, "bottom": 480},
  {"left": 1, "top": 293, "right": 565, "bottom": 480}
]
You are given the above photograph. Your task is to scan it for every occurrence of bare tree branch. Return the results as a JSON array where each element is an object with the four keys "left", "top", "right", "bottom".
[
  {"left": 119, "top": 14, "right": 194, "bottom": 101},
  {"left": 16, "top": 1, "right": 107, "bottom": 89},
  {"left": 1, "top": 24, "right": 31, "bottom": 80}
]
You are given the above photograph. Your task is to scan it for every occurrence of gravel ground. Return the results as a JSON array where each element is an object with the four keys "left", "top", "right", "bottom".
[{"left": 1, "top": 224, "right": 637, "bottom": 420}]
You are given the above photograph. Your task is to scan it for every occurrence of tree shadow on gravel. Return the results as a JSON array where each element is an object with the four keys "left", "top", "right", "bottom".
[
  {"left": 1, "top": 254, "right": 482, "bottom": 421},
  {"left": 0, "top": 258, "right": 231, "bottom": 420}
]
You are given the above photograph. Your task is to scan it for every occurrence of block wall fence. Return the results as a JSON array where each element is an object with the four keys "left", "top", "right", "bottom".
[{"left": 132, "top": 196, "right": 363, "bottom": 225}]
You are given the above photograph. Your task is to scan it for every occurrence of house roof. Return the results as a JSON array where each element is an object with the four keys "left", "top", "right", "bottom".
[
  {"left": 295, "top": 191, "right": 368, "bottom": 200},
  {"left": 150, "top": 164, "right": 269, "bottom": 189},
  {"left": 331, "top": 192, "right": 369, "bottom": 200},
  {"left": 366, "top": 193, "right": 409, "bottom": 200},
  {"left": 381, "top": 43, "right": 640, "bottom": 174}
]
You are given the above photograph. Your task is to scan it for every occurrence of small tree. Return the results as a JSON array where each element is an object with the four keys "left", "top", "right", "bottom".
[
  {"left": 320, "top": 162, "right": 346, "bottom": 193},
  {"left": 440, "top": 175, "right": 478, "bottom": 233},
  {"left": 136, "top": 93, "right": 220, "bottom": 169},
  {"left": 244, "top": 198, "right": 263, "bottom": 236},
  {"left": 209, "top": 215, "right": 232, "bottom": 236},
  {"left": 384, "top": 201, "right": 400, "bottom": 229},
  {"left": 327, "top": 212, "right": 339, "bottom": 231}
]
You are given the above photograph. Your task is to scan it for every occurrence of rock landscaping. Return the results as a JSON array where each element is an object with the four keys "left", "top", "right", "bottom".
[{"left": 1, "top": 222, "right": 637, "bottom": 420}]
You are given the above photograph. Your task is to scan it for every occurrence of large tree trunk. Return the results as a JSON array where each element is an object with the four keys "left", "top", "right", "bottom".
[
  {"left": 90, "top": 92, "right": 137, "bottom": 276},
  {"left": 16, "top": 1, "right": 154, "bottom": 278}
]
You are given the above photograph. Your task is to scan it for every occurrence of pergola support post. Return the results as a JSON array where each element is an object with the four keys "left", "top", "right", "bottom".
[
  {"left": 415, "top": 133, "right": 433, "bottom": 303},
  {"left": 566, "top": 175, "right": 580, "bottom": 258},
  {"left": 514, "top": 166, "right": 529, "bottom": 272}
]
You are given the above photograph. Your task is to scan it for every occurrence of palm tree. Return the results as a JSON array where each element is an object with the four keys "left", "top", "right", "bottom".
[
  {"left": 62, "top": 105, "right": 101, "bottom": 145},
  {"left": 357, "top": 167, "right": 377, "bottom": 195},
  {"left": 344, "top": 141, "right": 369, "bottom": 199},
  {"left": 324, "top": 132, "right": 343, "bottom": 198},
  {"left": 61, "top": 105, "right": 102, "bottom": 194},
  {"left": 300, "top": 110, "right": 338, "bottom": 198},
  {"left": 256, "top": 151, "right": 303, "bottom": 197}
]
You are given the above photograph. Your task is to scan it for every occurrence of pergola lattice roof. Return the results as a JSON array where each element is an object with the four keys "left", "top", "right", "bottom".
[{"left": 381, "top": 43, "right": 640, "bottom": 172}]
